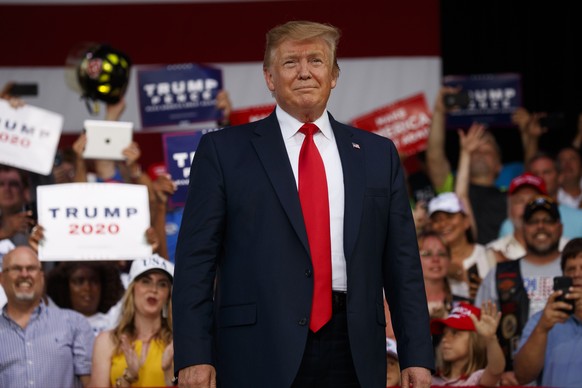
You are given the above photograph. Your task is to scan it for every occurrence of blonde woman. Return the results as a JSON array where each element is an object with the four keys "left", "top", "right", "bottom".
[{"left": 89, "top": 255, "right": 174, "bottom": 387}]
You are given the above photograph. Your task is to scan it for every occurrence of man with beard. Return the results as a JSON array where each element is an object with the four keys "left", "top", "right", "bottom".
[
  {"left": 486, "top": 172, "right": 570, "bottom": 263},
  {"left": 475, "top": 195, "right": 564, "bottom": 385},
  {"left": 0, "top": 246, "right": 94, "bottom": 388},
  {"left": 497, "top": 152, "right": 582, "bottom": 240}
]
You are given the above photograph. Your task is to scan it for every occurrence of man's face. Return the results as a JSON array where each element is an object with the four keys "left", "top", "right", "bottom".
[
  {"left": 0, "top": 170, "right": 26, "bottom": 212},
  {"left": 508, "top": 186, "right": 540, "bottom": 230},
  {"left": 469, "top": 140, "right": 501, "bottom": 178},
  {"left": 523, "top": 209, "right": 562, "bottom": 256},
  {"left": 0, "top": 247, "right": 44, "bottom": 304},
  {"left": 557, "top": 148, "right": 582, "bottom": 185},
  {"left": 563, "top": 254, "right": 582, "bottom": 287},
  {"left": 530, "top": 157, "right": 559, "bottom": 197},
  {"left": 263, "top": 38, "right": 338, "bottom": 122}
]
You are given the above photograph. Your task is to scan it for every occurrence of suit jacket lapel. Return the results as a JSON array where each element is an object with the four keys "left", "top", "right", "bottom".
[
  {"left": 251, "top": 113, "right": 310, "bottom": 254},
  {"left": 330, "top": 114, "right": 365, "bottom": 260}
]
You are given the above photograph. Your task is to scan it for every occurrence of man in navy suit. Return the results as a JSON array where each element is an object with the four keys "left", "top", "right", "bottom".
[{"left": 173, "top": 20, "right": 434, "bottom": 387}]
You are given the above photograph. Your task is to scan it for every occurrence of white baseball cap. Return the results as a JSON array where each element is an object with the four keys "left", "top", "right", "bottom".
[
  {"left": 128, "top": 254, "right": 174, "bottom": 284},
  {"left": 428, "top": 192, "right": 465, "bottom": 217}
]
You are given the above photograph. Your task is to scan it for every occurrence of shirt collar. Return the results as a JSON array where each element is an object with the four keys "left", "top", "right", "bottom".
[
  {"left": 275, "top": 105, "right": 333, "bottom": 141},
  {"left": 2, "top": 299, "right": 45, "bottom": 324}
]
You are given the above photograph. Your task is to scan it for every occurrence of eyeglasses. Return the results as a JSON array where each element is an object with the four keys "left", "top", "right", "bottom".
[
  {"left": 2, "top": 265, "right": 42, "bottom": 275},
  {"left": 525, "top": 217, "right": 558, "bottom": 226}
]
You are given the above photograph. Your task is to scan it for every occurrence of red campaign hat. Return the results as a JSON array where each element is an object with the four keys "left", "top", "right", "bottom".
[
  {"left": 430, "top": 302, "right": 481, "bottom": 335},
  {"left": 508, "top": 172, "right": 547, "bottom": 195}
]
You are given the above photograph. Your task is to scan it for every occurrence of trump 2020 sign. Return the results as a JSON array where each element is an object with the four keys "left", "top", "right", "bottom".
[{"left": 36, "top": 183, "right": 152, "bottom": 261}]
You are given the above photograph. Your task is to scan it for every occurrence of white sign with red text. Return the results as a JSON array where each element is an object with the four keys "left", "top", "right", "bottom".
[
  {"left": 0, "top": 99, "right": 63, "bottom": 175},
  {"left": 350, "top": 93, "right": 431, "bottom": 157},
  {"left": 37, "top": 183, "right": 152, "bottom": 261}
]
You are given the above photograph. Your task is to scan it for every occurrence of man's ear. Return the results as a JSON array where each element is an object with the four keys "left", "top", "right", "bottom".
[
  {"left": 331, "top": 77, "right": 337, "bottom": 90},
  {"left": 263, "top": 68, "right": 275, "bottom": 92}
]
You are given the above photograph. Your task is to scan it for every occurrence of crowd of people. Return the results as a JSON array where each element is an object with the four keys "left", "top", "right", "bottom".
[
  {"left": 393, "top": 83, "right": 582, "bottom": 386},
  {"left": 2, "top": 19, "right": 582, "bottom": 388}
]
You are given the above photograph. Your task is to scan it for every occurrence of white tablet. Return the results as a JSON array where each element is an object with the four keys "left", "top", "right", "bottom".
[{"left": 83, "top": 120, "right": 133, "bottom": 160}]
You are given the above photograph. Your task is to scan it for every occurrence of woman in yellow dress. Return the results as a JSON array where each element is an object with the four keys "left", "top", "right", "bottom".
[{"left": 89, "top": 255, "right": 174, "bottom": 387}]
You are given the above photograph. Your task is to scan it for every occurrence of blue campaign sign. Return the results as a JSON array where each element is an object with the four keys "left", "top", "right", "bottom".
[
  {"left": 162, "top": 130, "right": 205, "bottom": 207},
  {"left": 138, "top": 63, "right": 223, "bottom": 128},
  {"left": 444, "top": 73, "right": 522, "bottom": 129}
]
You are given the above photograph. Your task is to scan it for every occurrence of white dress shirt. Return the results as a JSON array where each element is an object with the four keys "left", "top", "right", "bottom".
[{"left": 276, "top": 106, "right": 347, "bottom": 292}]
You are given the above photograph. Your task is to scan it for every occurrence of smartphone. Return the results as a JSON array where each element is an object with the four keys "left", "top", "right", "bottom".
[
  {"left": 8, "top": 83, "right": 38, "bottom": 97},
  {"left": 23, "top": 202, "right": 38, "bottom": 223},
  {"left": 553, "top": 276, "right": 575, "bottom": 314},
  {"left": 467, "top": 264, "right": 479, "bottom": 281},
  {"left": 443, "top": 90, "right": 470, "bottom": 109}
]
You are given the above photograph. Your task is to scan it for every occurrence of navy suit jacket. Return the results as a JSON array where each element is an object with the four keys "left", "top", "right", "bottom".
[{"left": 173, "top": 112, "right": 434, "bottom": 387}]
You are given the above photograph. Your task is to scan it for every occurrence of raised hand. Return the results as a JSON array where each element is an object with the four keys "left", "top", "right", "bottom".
[
  {"left": 120, "top": 334, "right": 145, "bottom": 381},
  {"left": 458, "top": 122, "right": 487, "bottom": 154},
  {"left": 123, "top": 141, "right": 141, "bottom": 167},
  {"left": 28, "top": 224, "right": 45, "bottom": 252},
  {"left": 152, "top": 173, "right": 176, "bottom": 204},
  {"left": 471, "top": 300, "right": 501, "bottom": 340}
]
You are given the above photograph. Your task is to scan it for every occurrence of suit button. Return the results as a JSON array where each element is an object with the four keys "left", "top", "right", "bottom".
[
  {"left": 305, "top": 269, "right": 312, "bottom": 277},
  {"left": 298, "top": 318, "right": 308, "bottom": 326}
]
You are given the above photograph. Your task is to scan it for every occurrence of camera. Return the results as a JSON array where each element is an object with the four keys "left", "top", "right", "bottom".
[
  {"left": 8, "top": 83, "right": 38, "bottom": 97},
  {"left": 443, "top": 90, "right": 470, "bottom": 109},
  {"left": 553, "top": 276, "right": 575, "bottom": 314}
]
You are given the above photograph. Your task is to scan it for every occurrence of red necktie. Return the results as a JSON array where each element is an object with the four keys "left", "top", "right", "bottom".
[{"left": 298, "top": 123, "right": 332, "bottom": 332}]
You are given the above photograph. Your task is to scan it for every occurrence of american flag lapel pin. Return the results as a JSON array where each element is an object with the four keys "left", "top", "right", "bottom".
[{"left": 352, "top": 142, "right": 360, "bottom": 149}]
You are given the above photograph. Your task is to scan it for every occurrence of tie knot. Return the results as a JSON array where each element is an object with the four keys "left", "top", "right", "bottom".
[{"left": 299, "top": 123, "right": 319, "bottom": 137}]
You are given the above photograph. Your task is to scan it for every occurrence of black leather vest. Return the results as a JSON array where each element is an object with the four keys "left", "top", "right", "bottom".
[{"left": 495, "top": 259, "right": 530, "bottom": 371}]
